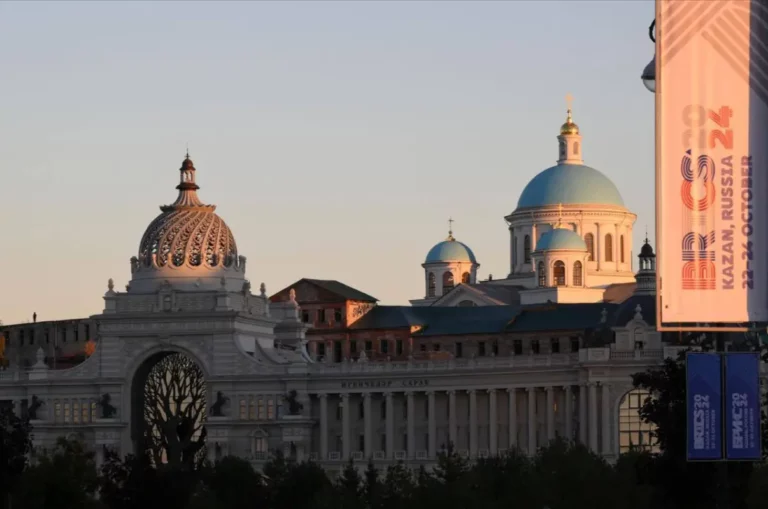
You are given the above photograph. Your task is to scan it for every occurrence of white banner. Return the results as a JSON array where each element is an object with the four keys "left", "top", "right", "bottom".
[{"left": 657, "top": 0, "right": 768, "bottom": 326}]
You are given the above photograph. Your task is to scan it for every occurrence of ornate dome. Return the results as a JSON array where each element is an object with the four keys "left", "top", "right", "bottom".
[
  {"left": 128, "top": 155, "right": 246, "bottom": 292},
  {"left": 535, "top": 228, "right": 587, "bottom": 251},
  {"left": 560, "top": 108, "right": 580, "bottom": 135},
  {"left": 516, "top": 164, "right": 625, "bottom": 209},
  {"left": 425, "top": 233, "right": 477, "bottom": 264}
]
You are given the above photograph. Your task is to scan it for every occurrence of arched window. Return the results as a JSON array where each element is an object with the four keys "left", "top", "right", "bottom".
[
  {"left": 442, "top": 272, "right": 454, "bottom": 294},
  {"left": 427, "top": 273, "right": 436, "bottom": 297},
  {"left": 553, "top": 261, "right": 566, "bottom": 286},
  {"left": 537, "top": 261, "right": 546, "bottom": 287},
  {"left": 573, "top": 141, "right": 580, "bottom": 155},
  {"left": 584, "top": 233, "right": 595, "bottom": 261},
  {"left": 461, "top": 272, "right": 470, "bottom": 284},
  {"left": 618, "top": 389, "right": 658, "bottom": 453},
  {"left": 620, "top": 235, "right": 625, "bottom": 263},
  {"left": 512, "top": 237, "right": 518, "bottom": 266},
  {"left": 524, "top": 235, "right": 531, "bottom": 263},
  {"left": 573, "top": 261, "right": 583, "bottom": 286},
  {"left": 605, "top": 233, "right": 614, "bottom": 262}
]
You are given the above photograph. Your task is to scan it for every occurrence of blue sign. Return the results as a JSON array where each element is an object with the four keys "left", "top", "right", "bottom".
[
  {"left": 725, "top": 353, "right": 762, "bottom": 460},
  {"left": 686, "top": 353, "right": 723, "bottom": 460}
]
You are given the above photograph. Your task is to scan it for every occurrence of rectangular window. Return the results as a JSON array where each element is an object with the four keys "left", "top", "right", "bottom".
[
  {"left": 334, "top": 308, "right": 343, "bottom": 323},
  {"left": 90, "top": 401, "right": 97, "bottom": 422},
  {"left": 570, "top": 337, "right": 580, "bottom": 352},
  {"left": 455, "top": 342, "right": 463, "bottom": 358},
  {"left": 381, "top": 400, "right": 386, "bottom": 420},
  {"left": 478, "top": 341, "right": 486, "bottom": 357},
  {"left": 359, "top": 434, "right": 365, "bottom": 452},
  {"left": 63, "top": 402, "right": 71, "bottom": 423},
  {"left": 492, "top": 340, "right": 499, "bottom": 356},
  {"left": 513, "top": 340, "right": 523, "bottom": 355},
  {"left": 336, "top": 403, "right": 343, "bottom": 421},
  {"left": 74, "top": 327, "right": 79, "bottom": 342},
  {"left": 240, "top": 399, "right": 247, "bottom": 419},
  {"left": 81, "top": 402, "right": 89, "bottom": 423},
  {"left": 249, "top": 396, "right": 256, "bottom": 420},
  {"left": 54, "top": 402, "right": 61, "bottom": 422},
  {"left": 359, "top": 401, "right": 365, "bottom": 420},
  {"left": 84, "top": 324, "right": 90, "bottom": 340},
  {"left": 424, "top": 401, "right": 429, "bottom": 419},
  {"left": 44, "top": 330, "right": 50, "bottom": 344},
  {"left": 267, "top": 398, "right": 275, "bottom": 419},
  {"left": 334, "top": 341, "right": 342, "bottom": 363},
  {"left": 551, "top": 338, "right": 560, "bottom": 354},
  {"left": 254, "top": 437, "right": 267, "bottom": 453},
  {"left": 258, "top": 398, "right": 266, "bottom": 420},
  {"left": 403, "top": 401, "right": 408, "bottom": 419},
  {"left": 318, "top": 309, "right": 326, "bottom": 323},
  {"left": 531, "top": 340, "right": 540, "bottom": 354},
  {"left": 302, "top": 311, "right": 310, "bottom": 323},
  {"left": 396, "top": 340, "right": 403, "bottom": 355},
  {"left": 381, "top": 339, "right": 389, "bottom": 355},
  {"left": 350, "top": 340, "right": 357, "bottom": 354},
  {"left": 432, "top": 343, "right": 440, "bottom": 351},
  {"left": 364, "top": 340, "right": 373, "bottom": 352},
  {"left": 420, "top": 343, "right": 426, "bottom": 352},
  {"left": 317, "top": 342, "right": 326, "bottom": 358},
  {"left": 73, "top": 401, "right": 80, "bottom": 423}
]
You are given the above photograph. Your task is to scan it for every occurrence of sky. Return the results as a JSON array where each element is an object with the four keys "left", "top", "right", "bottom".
[{"left": 0, "top": 1, "right": 656, "bottom": 325}]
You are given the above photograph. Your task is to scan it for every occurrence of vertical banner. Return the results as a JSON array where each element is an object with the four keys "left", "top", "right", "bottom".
[
  {"left": 686, "top": 353, "right": 723, "bottom": 460},
  {"left": 725, "top": 353, "right": 762, "bottom": 460},
  {"left": 656, "top": 0, "right": 768, "bottom": 327}
]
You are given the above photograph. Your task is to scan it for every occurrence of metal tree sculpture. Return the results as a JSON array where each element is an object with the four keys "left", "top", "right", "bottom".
[{"left": 142, "top": 353, "right": 207, "bottom": 468}]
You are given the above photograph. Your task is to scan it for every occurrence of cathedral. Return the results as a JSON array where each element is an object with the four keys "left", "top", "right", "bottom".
[{"left": 0, "top": 106, "right": 673, "bottom": 469}]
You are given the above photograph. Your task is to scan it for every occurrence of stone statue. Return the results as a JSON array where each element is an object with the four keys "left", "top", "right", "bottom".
[
  {"left": 210, "top": 391, "right": 229, "bottom": 417},
  {"left": 260, "top": 282, "right": 266, "bottom": 297},
  {"left": 289, "top": 288, "right": 296, "bottom": 302},
  {"left": 28, "top": 395, "right": 43, "bottom": 420},
  {"left": 99, "top": 394, "right": 117, "bottom": 419},
  {"left": 358, "top": 350, "right": 368, "bottom": 363},
  {"left": 242, "top": 280, "right": 251, "bottom": 294},
  {"left": 284, "top": 390, "right": 303, "bottom": 415},
  {"left": 107, "top": 278, "right": 114, "bottom": 292}
]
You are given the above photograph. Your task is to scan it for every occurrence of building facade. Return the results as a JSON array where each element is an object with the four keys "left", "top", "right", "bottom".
[{"left": 0, "top": 108, "right": 674, "bottom": 470}]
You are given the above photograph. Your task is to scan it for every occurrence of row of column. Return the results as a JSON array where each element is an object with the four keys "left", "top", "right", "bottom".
[{"left": 316, "top": 383, "right": 611, "bottom": 460}]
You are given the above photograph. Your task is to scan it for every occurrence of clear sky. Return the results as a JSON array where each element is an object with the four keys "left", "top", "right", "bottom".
[{"left": 0, "top": 1, "right": 656, "bottom": 324}]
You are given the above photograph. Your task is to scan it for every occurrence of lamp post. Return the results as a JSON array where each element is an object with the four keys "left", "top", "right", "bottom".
[{"left": 641, "top": 20, "right": 656, "bottom": 93}]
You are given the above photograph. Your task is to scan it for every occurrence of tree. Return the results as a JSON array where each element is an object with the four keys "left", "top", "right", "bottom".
[
  {"left": 363, "top": 460, "right": 382, "bottom": 509},
  {"left": 468, "top": 450, "right": 537, "bottom": 509},
  {"left": 380, "top": 462, "right": 415, "bottom": 509},
  {"left": 141, "top": 353, "right": 207, "bottom": 468},
  {"left": 12, "top": 437, "right": 100, "bottom": 509},
  {"left": 200, "top": 456, "right": 266, "bottom": 509},
  {"left": 263, "top": 453, "right": 333, "bottom": 509},
  {"left": 0, "top": 405, "right": 31, "bottom": 509},
  {"left": 336, "top": 459, "right": 364, "bottom": 509}
]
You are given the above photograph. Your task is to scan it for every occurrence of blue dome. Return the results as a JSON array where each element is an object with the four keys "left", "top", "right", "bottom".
[
  {"left": 536, "top": 228, "right": 587, "bottom": 251},
  {"left": 516, "top": 164, "right": 625, "bottom": 209},
  {"left": 425, "top": 239, "right": 477, "bottom": 263}
]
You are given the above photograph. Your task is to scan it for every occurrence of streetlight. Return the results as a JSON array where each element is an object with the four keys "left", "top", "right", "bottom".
[{"left": 641, "top": 20, "right": 656, "bottom": 93}]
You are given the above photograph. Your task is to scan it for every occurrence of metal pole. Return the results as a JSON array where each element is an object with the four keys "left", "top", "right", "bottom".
[{"left": 716, "top": 331, "right": 729, "bottom": 509}]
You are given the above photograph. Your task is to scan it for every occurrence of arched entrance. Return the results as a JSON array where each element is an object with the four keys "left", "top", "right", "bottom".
[{"left": 130, "top": 351, "right": 207, "bottom": 467}]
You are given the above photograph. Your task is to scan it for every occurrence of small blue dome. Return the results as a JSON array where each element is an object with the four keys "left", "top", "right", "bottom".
[
  {"left": 517, "top": 164, "right": 625, "bottom": 209},
  {"left": 536, "top": 228, "right": 587, "bottom": 251},
  {"left": 425, "top": 239, "right": 477, "bottom": 263}
]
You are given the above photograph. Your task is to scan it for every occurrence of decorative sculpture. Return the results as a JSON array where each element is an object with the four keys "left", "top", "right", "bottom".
[
  {"left": 260, "top": 282, "right": 266, "bottom": 297},
  {"left": 99, "top": 393, "right": 117, "bottom": 419},
  {"left": 289, "top": 288, "right": 296, "bottom": 302},
  {"left": 107, "top": 278, "right": 114, "bottom": 292},
  {"left": 28, "top": 395, "right": 43, "bottom": 420},
  {"left": 242, "top": 280, "right": 251, "bottom": 294},
  {"left": 210, "top": 391, "right": 229, "bottom": 417},
  {"left": 284, "top": 390, "right": 303, "bottom": 415}
]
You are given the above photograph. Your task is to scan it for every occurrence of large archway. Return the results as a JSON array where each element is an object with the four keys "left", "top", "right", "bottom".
[{"left": 131, "top": 351, "right": 207, "bottom": 468}]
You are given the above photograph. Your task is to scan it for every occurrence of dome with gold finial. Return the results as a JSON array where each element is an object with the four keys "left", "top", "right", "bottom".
[{"left": 560, "top": 108, "right": 580, "bottom": 135}]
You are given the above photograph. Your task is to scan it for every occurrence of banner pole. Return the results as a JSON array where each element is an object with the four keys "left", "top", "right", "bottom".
[{"left": 716, "top": 332, "right": 729, "bottom": 509}]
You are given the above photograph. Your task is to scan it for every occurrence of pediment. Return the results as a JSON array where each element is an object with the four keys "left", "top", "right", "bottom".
[{"left": 431, "top": 284, "right": 500, "bottom": 307}]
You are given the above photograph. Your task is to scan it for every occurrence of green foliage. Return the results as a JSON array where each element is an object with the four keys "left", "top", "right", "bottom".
[{"left": 0, "top": 406, "right": 31, "bottom": 509}]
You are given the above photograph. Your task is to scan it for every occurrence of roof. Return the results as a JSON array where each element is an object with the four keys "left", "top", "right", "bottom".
[
  {"left": 613, "top": 294, "right": 656, "bottom": 327},
  {"left": 434, "top": 283, "right": 521, "bottom": 306},
  {"left": 507, "top": 303, "right": 621, "bottom": 333},
  {"left": 351, "top": 305, "right": 520, "bottom": 336},
  {"left": 425, "top": 239, "right": 477, "bottom": 264},
  {"left": 270, "top": 278, "right": 377, "bottom": 303},
  {"left": 516, "top": 164, "right": 625, "bottom": 209},
  {"left": 535, "top": 228, "right": 587, "bottom": 251}
]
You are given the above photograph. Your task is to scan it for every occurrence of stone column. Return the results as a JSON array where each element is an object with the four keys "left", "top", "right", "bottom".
[
  {"left": 363, "top": 392, "right": 372, "bottom": 458},
  {"left": 579, "top": 384, "right": 587, "bottom": 444},
  {"left": 468, "top": 390, "right": 478, "bottom": 456},
  {"left": 448, "top": 390, "right": 457, "bottom": 447},
  {"left": 507, "top": 388, "right": 517, "bottom": 449},
  {"left": 319, "top": 394, "right": 328, "bottom": 460},
  {"left": 614, "top": 224, "right": 620, "bottom": 270},
  {"left": 341, "top": 393, "right": 351, "bottom": 459},
  {"left": 588, "top": 383, "right": 598, "bottom": 452},
  {"left": 601, "top": 383, "right": 611, "bottom": 455},
  {"left": 564, "top": 386, "right": 573, "bottom": 440},
  {"left": 385, "top": 392, "right": 394, "bottom": 458},
  {"left": 427, "top": 391, "right": 436, "bottom": 458},
  {"left": 596, "top": 224, "right": 602, "bottom": 270},
  {"left": 406, "top": 392, "right": 416, "bottom": 458},
  {"left": 488, "top": 389, "right": 497, "bottom": 454},
  {"left": 545, "top": 387, "right": 555, "bottom": 442},
  {"left": 526, "top": 387, "right": 536, "bottom": 455}
]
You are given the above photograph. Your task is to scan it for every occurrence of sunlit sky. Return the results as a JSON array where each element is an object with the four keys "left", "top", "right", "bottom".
[{"left": 0, "top": 1, "right": 656, "bottom": 324}]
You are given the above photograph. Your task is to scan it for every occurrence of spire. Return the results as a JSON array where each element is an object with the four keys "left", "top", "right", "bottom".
[
  {"left": 557, "top": 93, "right": 583, "bottom": 165},
  {"left": 160, "top": 152, "right": 214, "bottom": 212},
  {"left": 447, "top": 217, "right": 455, "bottom": 241}
]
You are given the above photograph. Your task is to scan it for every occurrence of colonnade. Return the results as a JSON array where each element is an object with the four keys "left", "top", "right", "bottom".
[{"left": 314, "top": 382, "right": 612, "bottom": 461}]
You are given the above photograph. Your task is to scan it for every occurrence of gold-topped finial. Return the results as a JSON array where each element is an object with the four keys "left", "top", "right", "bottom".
[
  {"left": 447, "top": 217, "right": 455, "bottom": 241},
  {"left": 560, "top": 93, "right": 580, "bottom": 135}
]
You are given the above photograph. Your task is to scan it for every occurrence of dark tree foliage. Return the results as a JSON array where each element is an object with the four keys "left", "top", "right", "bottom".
[{"left": 0, "top": 405, "right": 31, "bottom": 509}]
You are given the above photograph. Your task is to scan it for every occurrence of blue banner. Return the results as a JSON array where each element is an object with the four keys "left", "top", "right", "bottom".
[
  {"left": 725, "top": 353, "right": 762, "bottom": 460},
  {"left": 687, "top": 353, "right": 723, "bottom": 460}
]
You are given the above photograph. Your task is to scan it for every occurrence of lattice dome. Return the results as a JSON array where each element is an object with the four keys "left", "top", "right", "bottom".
[{"left": 136, "top": 156, "right": 238, "bottom": 269}]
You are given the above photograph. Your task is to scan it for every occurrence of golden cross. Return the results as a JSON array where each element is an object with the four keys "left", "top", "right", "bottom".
[
  {"left": 565, "top": 93, "right": 573, "bottom": 111},
  {"left": 448, "top": 217, "right": 454, "bottom": 234}
]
